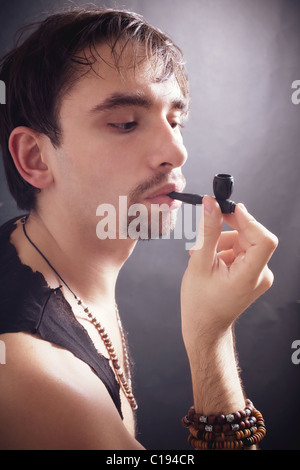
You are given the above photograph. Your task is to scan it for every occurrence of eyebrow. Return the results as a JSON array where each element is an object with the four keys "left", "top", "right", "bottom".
[{"left": 88, "top": 92, "right": 188, "bottom": 115}]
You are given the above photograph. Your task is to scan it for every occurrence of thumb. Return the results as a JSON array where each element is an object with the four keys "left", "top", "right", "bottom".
[{"left": 189, "top": 196, "right": 223, "bottom": 270}]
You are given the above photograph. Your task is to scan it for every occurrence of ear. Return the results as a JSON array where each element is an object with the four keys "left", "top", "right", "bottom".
[{"left": 8, "top": 126, "right": 54, "bottom": 189}]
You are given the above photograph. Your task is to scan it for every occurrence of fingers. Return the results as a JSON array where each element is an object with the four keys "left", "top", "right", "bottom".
[
  {"left": 256, "top": 265, "right": 275, "bottom": 294},
  {"left": 234, "top": 204, "right": 278, "bottom": 274},
  {"left": 221, "top": 204, "right": 278, "bottom": 292},
  {"left": 217, "top": 231, "right": 239, "bottom": 251},
  {"left": 190, "top": 201, "right": 278, "bottom": 283},
  {"left": 217, "top": 249, "right": 236, "bottom": 267},
  {"left": 189, "top": 196, "right": 223, "bottom": 271}
]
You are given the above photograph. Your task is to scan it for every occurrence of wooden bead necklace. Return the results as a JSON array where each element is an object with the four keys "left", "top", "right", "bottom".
[{"left": 21, "top": 216, "right": 138, "bottom": 411}]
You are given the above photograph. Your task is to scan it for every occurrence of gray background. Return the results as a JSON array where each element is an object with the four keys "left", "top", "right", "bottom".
[{"left": 0, "top": 0, "right": 299, "bottom": 450}]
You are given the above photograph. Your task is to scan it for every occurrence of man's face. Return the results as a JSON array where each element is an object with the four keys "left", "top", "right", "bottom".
[{"left": 50, "top": 43, "right": 188, "bottom": 240}]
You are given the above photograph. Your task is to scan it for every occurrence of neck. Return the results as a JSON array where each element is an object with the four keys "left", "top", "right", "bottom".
[{"left": 23, "top": 209, "right": 137, "bottom": 308}]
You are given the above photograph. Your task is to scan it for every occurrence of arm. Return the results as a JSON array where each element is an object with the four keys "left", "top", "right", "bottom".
[
  {"left": 180, "top": 196, "right": 277, "bottom": 441},
  {"left": 0, "top": 332, "right": 144, "bottom": 450}
]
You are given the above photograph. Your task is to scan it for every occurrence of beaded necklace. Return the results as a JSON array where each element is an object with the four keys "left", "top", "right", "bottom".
[{"left": 20, "top": 216, "right": 138, "bottom": 411}]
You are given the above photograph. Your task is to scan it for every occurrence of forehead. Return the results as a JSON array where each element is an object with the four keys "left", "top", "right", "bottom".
[{"left": 60, "top": 42, "right": 187, "bottom": 115}]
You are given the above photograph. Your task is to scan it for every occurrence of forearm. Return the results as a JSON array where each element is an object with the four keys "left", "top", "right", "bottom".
[
  {"left": 184, "top": 326, "right": 259, "bottom": 450},
  {"left": 187, "top": 326, "right": 245, "bottom": 415}
]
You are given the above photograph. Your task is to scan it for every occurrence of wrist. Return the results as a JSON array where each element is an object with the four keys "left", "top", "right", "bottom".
[
  {"left": 181, "top": 302, "right": 236, "bottom": 356},
  {"left": 184, "top": 323, "right": 233, "bottom": 365}
]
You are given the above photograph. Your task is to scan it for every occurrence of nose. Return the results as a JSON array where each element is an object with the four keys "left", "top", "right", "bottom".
[{"left": 146, "top": 121, "right": 188, "bottom": 171}]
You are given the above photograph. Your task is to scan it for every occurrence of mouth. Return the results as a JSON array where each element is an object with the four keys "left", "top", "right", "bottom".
[{"left": 144, "top": 183, "right": 185, "bottom": 208}]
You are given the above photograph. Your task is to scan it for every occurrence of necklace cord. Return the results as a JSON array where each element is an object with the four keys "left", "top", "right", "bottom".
[
  {"left": 21, "top": 216, "right": 77, "bottom": 298},
  {"left": 20, "top": 216, "right": 137, "bottom": 410}
]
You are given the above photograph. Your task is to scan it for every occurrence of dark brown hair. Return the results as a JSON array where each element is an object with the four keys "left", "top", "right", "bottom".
[{"left": 0, "top": 7, "right": 189, "bottom": 211}]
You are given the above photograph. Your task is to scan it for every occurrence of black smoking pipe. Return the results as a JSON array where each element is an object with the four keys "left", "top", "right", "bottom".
[{"left": 167, "top": 174, "right": 236, "bottom": 214}]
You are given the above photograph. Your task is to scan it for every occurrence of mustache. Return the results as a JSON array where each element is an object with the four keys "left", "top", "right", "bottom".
[{"left": 128, "top": 172, "right": 186, "bottom": 203}]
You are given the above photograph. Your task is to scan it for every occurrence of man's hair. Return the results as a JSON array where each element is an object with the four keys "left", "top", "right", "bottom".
[{"left": 0, "top": 7, "right": 189, "bottom": 211}]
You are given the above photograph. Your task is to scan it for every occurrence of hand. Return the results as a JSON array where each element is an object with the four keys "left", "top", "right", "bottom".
[{"left": 181, "top": 195, "right": 278, "bottom": 350}]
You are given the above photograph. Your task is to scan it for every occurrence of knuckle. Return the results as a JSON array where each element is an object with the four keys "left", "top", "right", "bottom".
[
  {"left": 259, "top": 267, "right": 275, "bottom": 292},
  {"left": 264, "top": 269, "right": 274, "bottom": 289},
  {"left": 263, "top": 232, "right": 278, "bottom": 252},
  {"left": 246, "top": 266, "right": 274, "bottom": 294}
]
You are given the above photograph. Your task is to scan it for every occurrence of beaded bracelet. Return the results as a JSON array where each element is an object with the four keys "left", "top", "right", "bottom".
[
  {"left": 182, "top": 401, "right": 266, "bottom": 450},
  {"left": 182, "top": 398, "right": 255, "bottom": 429},
  {"left": 183, "top": 416, "right": 257, "bottom": 434}
]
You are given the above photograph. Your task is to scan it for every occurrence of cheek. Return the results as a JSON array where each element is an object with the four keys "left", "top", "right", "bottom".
[
  {"left": 84, "top": 139, "right": 144, "bottom": 192},
  {"left": 54, "top": 146, "right": 137, "bottom": 211},
  {"left": 54, "top": 119, "right": 148, "bottom": 205}
]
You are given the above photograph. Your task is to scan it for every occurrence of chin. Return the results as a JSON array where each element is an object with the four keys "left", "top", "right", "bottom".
[{"left": 128, "top": 208, "right": 178, "bottom": 241}]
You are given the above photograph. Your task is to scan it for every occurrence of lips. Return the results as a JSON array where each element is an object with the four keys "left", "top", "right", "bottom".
[
  {"left": 145, "top": 183, "right": 184, "bottom": 200},
  {"left": 144, "top": 183, "right": 185, "bottom": 208}
]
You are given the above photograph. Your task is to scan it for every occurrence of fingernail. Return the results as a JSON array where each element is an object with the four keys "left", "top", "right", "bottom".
[{"left": 238, "top": 203, "right": 248, "bottom": 213}]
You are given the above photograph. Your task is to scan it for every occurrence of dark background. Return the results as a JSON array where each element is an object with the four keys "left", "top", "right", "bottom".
[{"left": 0, "top": 0, "right": 299, "bottom": 450}]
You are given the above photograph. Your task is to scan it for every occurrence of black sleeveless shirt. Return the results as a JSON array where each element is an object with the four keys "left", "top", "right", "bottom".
[{"left": 0, "top": 216, "right": 122, "bottom": 418}]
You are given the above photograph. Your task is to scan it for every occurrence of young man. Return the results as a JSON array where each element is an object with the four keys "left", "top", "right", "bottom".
[{"left": 0, "top": 8, "right": 277, "bottom": 450}]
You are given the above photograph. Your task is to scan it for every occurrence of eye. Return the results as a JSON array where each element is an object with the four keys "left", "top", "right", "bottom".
[
  {"left": 109, "top": 121, "right": 137, "bottom": 132},
  {"left": 169, "top": 112, "right": 187, "bottom": 130},
  {"left": 170, "top": 121, "right": 184, "bottom": 130}
]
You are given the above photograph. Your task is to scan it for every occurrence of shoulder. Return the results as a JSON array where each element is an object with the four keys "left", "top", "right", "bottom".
[
  {"left": 0, "top": 217, "right": 49, "bottom": 334},
  {"left": 0, "top": 332, "right": 143, "bottom": 450}
]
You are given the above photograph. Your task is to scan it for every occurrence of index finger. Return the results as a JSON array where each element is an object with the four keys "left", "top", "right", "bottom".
[{"left": 224, "top": 204, "right": 278, "bottom": 275}]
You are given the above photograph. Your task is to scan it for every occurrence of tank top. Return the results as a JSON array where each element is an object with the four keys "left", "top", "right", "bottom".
[{"left": 0, "top": 216, "right": 122, "bottom": 418}]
